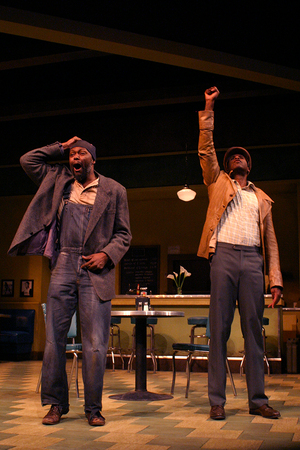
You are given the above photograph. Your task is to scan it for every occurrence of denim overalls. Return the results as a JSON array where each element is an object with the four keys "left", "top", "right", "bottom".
[{"left": 41, "top": 198, "right": 111, "bottom": 415}]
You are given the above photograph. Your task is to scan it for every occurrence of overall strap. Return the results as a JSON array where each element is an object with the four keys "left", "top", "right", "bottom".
[{"left": 63, "top": 181, "right": 72, "bottom": 202}]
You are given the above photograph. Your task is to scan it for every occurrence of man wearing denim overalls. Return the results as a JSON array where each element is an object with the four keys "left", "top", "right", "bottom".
[{"left": 9, "top": 136, "right": 132, "bottom": 426}]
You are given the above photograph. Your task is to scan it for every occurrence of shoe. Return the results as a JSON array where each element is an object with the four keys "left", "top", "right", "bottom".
[
  {"left": 42, "top": 405, "right": 68, "bottom": 425},
  {"left": 210, "top": 405, "right": 225, "bottom": 420},
  {"left": 249, "top": 404, "right": 280, "bottom": 419},
  {"left": 85, "top": 411, "right": 105, "bottom": 426}
]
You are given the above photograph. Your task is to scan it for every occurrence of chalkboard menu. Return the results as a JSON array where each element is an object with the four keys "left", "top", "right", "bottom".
[{"left": 120, "top": 246, "right": 160, "bottom": 294}]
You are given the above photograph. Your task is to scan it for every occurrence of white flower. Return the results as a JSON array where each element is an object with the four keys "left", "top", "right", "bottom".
[
  {"left": 179, "top": 266, "right": 191, "bottom": 278},
  {"left": 167, "top": 271, "right": 178, "bottom": 281},
  {"left": 167, "top": 266, "right": 191, "bottom": 289}
]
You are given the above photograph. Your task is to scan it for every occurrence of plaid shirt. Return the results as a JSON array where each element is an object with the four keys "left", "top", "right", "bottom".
[{"left": 215, "top": 180, "right": 261, "bottom": 247}]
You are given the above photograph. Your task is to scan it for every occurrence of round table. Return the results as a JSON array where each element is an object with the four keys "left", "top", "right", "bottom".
[{"left": 109, "top": 310, "right": 184, "bottom": 401}]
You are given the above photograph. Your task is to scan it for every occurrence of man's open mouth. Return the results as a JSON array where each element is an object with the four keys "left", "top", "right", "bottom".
[{"left": 73, "top": 163, "right": 82, "bottom": 171}]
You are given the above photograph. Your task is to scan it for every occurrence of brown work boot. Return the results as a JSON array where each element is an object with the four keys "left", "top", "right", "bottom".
[
  {"left": 210, "top": 405, "right": 226, "bottom": 420},
  {"left": 249, "top": 404, "right": 280, "bottom": 419},
  {"left": 42, "top": 405, "right": 67, "bottom": 425},
  {"left": 85, "top": 411, "right": 105, "bottom": 426}
]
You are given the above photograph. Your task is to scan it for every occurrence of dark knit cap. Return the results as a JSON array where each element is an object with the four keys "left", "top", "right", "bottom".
[{"left": 69, "top": 140, "right": 96, "bottom": 160}]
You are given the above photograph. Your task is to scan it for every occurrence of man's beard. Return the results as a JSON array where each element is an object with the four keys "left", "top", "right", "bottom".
[{"left": 71, "top": 163, "right": 93, "bottom": 183}]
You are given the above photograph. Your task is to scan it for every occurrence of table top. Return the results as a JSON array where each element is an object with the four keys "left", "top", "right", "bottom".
[{"left": 111, "top": 310, "right": 184, "bottom": 318}]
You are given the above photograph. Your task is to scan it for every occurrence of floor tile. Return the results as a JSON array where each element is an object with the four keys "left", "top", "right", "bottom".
[{"left": 0, "top": 361, "right": 299, "bottom": 449}]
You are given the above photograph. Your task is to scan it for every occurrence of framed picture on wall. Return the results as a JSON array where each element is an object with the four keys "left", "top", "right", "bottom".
[
  {"left": 20, "top": 279, "right": 34, "bottom": 297},
  {"left": 1, "top": 279, "right": 14, "bottom": 297}
]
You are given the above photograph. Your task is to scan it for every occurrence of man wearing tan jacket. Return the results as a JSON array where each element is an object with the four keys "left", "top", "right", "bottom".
[{"left": 198, "top": 87, "right": 282, "bottom": 420}]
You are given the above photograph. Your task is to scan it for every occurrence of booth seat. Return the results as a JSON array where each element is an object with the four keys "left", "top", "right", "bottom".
[{"left": 0, "top": 309, "right": 35, "bottom": 358}]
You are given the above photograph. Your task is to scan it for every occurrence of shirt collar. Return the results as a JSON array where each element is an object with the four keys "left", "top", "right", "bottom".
[
  {"left": 233, "top": 179, "right": 255, "bottom": 190},
  {"left": 74, "top": 177, "right": 99, "bottom": 190}
]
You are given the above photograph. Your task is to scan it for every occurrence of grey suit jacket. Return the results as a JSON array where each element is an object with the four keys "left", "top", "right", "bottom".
[{"left": 8, "top": 142, "right": 132, "bottom": 301}]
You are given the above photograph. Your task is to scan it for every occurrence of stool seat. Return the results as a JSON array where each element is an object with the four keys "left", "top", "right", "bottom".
[
  {"left": 111, "top": 317, "right": 122, "bottom": 325},
  {"left": 131, "top": 317, "right": 158, "bottom": 325},
  {"left": 187, "top": 317, "right": 208, "bottom": 326}
]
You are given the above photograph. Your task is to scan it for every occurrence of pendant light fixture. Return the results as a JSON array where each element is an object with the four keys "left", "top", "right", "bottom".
[{"left": 177, "top": 144, "right": 196, "bottom": 202}]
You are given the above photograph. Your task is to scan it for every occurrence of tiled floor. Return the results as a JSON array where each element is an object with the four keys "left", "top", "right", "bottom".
[{"left": 0, "top": 360, "right": 299, "bottom": 449}]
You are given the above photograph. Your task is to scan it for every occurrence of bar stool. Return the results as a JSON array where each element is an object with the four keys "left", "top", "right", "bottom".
[
  {"left": 107, "top": 317, "right": 124, "bottom": 371},
  {"left": 240, "top": 317, "right": 270, "bottom": 376},
  {"left": 128, "top": 317, "right": 157, "bottom": 373},
  {"left": 171, "top": 316, "right": 237, "bottom": 398}
]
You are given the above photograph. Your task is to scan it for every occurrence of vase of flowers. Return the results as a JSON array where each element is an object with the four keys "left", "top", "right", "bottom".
[{"left": 167, "top": 266, "right": 191, "bottom": 295}]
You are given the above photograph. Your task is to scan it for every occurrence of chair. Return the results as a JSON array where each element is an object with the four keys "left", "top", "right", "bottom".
[
  {"left": 171, "top": 316, "right": 237, "bottom": 398},
  {"left": 240, "top": 317, "right": 270, "bottom": 376},
  {"left": 128, "top": 317, "right": 157, "bottom": 373},
  {"left": 107, "top": 317, "right": 125, "bottom": 371},
  {"left": 188, "top": 316, "right": 209, "bottom": 343},
  {"left": 66, "top": 312, "right": 83, "bottom": 397},
  {"left": 36, "top": 303, "right": 82, "bottom": 397}
]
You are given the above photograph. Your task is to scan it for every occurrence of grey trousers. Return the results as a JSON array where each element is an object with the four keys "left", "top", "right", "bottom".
[{"left": 208, "top": 242, "right": 268, "bottom": 409}]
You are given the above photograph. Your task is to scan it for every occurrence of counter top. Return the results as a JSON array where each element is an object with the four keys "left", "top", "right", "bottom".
[
  {"left": 112, "top": 294, "right": 284, "bottom": 307},
  {"left": 111, "top": 310, "right": 185, "bottom": 317}
]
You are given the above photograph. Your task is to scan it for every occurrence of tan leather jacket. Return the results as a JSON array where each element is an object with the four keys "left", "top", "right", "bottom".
[{"left": 197, "top": 110, "right": 283, "bottom": 290}]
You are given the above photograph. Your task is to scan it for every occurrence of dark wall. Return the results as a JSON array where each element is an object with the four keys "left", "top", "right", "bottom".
[{"left": 1, "top": 92, "right": 299, "bottom": 196}]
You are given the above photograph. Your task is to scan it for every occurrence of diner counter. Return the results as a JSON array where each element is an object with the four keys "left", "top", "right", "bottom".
[
  {"left": 112, "top": 294, "right": 284, "bottom": 307},
  {"left": 111, "top": 295, "right": 284, "bottom": 361}
]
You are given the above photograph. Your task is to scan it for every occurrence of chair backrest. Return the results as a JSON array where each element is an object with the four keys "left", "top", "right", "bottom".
[
  {"left": 41, "top": 303, "right": 47, "bottom": 323},
  {"left": 41, "top": 302, "right": 77, "bottom": 339},
  {"left": 67, "top": 312, "right": 77, "bottom": 339}
]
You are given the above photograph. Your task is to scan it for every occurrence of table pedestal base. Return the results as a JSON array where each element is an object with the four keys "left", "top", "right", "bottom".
[
  {"left": 109, "top": 311, "right": 184, "bottom": 402},
  {"left": 109, "top": 390, "right": 173, "bottom": 401}
]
